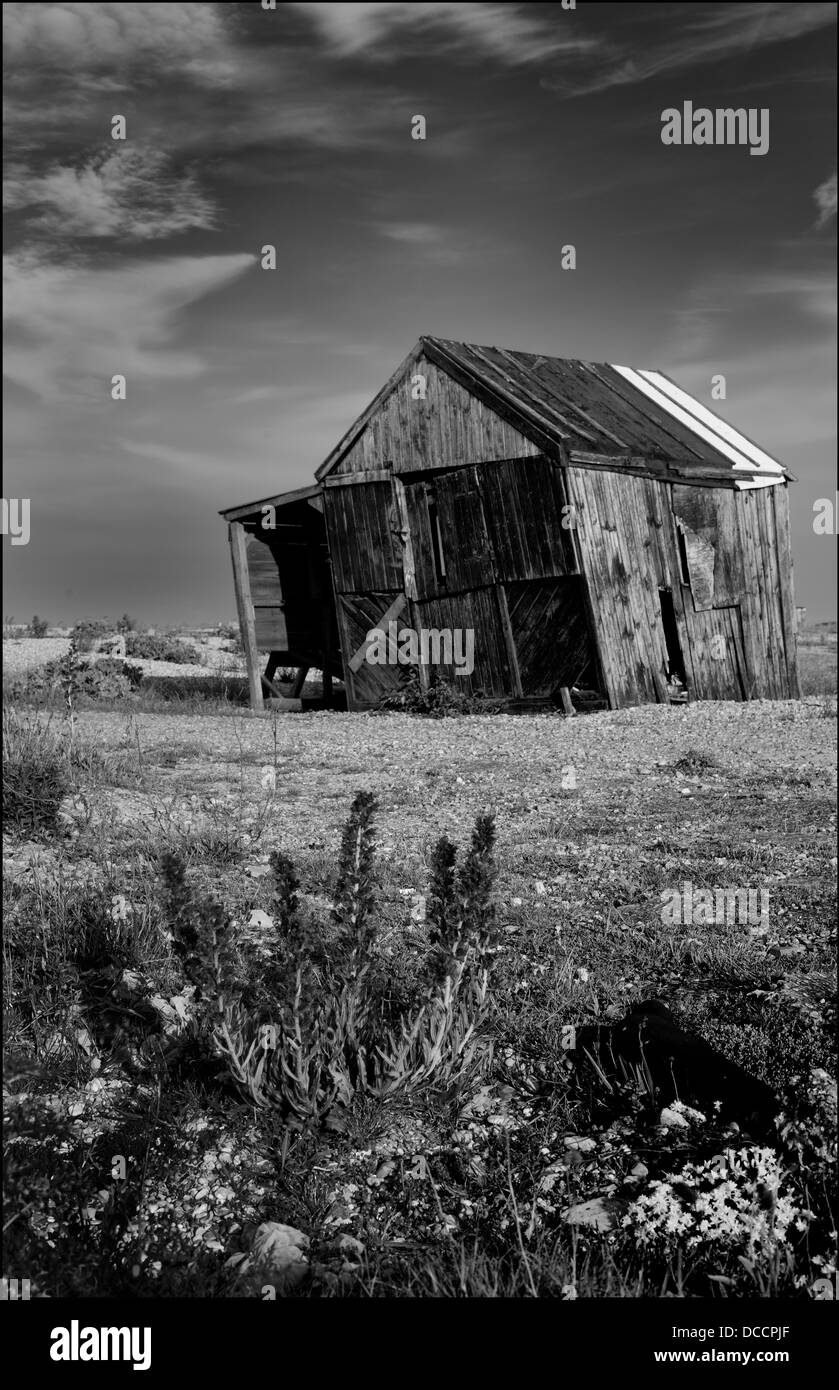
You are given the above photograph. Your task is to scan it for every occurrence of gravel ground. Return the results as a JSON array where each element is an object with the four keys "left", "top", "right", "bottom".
[{"left": 2, "top": 637, "right": 72, "bottom": 675}]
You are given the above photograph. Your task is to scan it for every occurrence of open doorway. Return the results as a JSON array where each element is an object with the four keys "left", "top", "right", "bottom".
[{"left": 659, "top": 587, "right": 689, "bottom": 701}]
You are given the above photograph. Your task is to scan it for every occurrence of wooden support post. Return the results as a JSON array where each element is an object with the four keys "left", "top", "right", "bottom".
[
  {"left": 496, "top": 584, "right": 523, "bottom": 699},
  {"left": 558, "top": 686, "right": 575, "bottom": 716},
  {"left": 291, "top": 665, "right": 309, "bottom": 698},
  {"left": 391, "top": 475, "right": 429, "bottom": 692},
  {"left": 228, "top": 521, "right": 264, "bottom": 713}
]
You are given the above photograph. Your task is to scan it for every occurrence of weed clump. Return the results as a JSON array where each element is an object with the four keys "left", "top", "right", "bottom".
[
  {"left": 377, "top": 670, "right": 499, "bottom": 717},
  {"left": 161, "top": 793, "right": 501, "bottom": 1130},
  {"left": 2, "top": 708, "right": 73, "bottom": 837}
]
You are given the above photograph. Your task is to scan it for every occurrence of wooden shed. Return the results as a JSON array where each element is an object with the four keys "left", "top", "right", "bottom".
[{"left": 220, "top": 337, "right": 800, "bottom": 712}]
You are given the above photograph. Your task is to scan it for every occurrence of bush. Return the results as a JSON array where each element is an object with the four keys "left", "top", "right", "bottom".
[
  {"left": 161, "top": 793, "right": 501, "bottom": 1130},
  {"left": 69, "top": 619, "right": 109, "bottom": 652},
  {"left": 377, "top": 670, "right": 499, "bottom": 717},
  {"left": 8, "top": 655, "right": 144, "bottom": 704},
  {"left": 2, "top": 708, "right": 73, "bottom": 837},
  {"left": 216, "top": 623, "right": 244, "bottom": 653},
  {"left": 27, "top": 615, "right": 49, "bottom": 638},
  {"left": 116, "top": 613, "right": 137, "bottom": 633},
  {"left": 79, "top": 658, "right": 144, "bottom": 701},
  {"left": 125, "top": 633, "right": 200, "bottom": 665}
]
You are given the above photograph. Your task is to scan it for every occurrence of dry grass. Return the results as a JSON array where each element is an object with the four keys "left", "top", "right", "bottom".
[{"left": 2, "top": 651, "right": 836, "bottom": 1300}]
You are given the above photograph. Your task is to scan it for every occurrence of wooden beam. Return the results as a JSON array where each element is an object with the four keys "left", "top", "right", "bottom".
[
  {"left": 348, "top": 593, "right": 407, "bottom": 673},
  {"left": 568, "top": 450, "right": 746, "bottom": 487},
  {"left": 291, "top": 665, "right": 309, "bottom": 697},
  {"left": 391, "top": 476, "right": 429, "bottom": 691},
  {"left": 220, "top": 484, "right": 321, "bottom": 523},
  {"left": 558, "top": 686, "right": 575, "bottom": 716},
  {"left": 495, "top": 584, "right": 524, "bottom": 699},
  {"left": 228, "top": 521, "right": 264, "bottom": 712},
  {"left": 324, "top": 469, "right": 393, "bottom": 487},
  {"left": 391, "top": 478, "right": 418, "bottom": 601}
]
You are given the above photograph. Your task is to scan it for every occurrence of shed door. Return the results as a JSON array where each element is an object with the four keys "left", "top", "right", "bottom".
[{"left": 401, "top": 468, "right": 495, "bottom": 597}]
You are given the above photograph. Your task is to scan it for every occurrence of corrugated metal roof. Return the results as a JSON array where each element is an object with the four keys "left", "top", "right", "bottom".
[{"left": 420, "top": 337, "right": 790, "bottom": 489}]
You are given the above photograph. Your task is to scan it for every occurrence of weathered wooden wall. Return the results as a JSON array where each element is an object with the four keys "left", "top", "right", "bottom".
[
  {"left": 566, "top": 468, "right": 799, "bottom": 707},
  {"left": 323, "top": 452, "right": 597, "bottom": 708},
  {"left": 332, "top": 354, "right": 540, "bottom": 477}
]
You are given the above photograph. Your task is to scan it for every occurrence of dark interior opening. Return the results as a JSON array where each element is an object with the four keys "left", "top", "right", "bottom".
[{"left": 659, "top": 587, "right": 687, "bottom": 685}]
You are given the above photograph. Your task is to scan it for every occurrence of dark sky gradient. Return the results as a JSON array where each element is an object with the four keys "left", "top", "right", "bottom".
[{"left": 3, "top": 2, "right": 836, "bottom": 624}]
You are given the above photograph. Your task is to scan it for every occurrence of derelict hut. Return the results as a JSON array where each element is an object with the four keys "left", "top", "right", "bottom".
[{"left": 221, "top": 336, "right": 800, "bottom": 713}]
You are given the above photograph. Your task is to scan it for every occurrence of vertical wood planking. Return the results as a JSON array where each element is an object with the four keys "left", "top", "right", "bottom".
[{"left": 229, "top": 521, "right": 264, "bottom": 712}]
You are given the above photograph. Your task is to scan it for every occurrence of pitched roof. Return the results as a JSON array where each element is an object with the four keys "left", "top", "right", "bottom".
[
  {"left": 316, "top": 336, "right": 792, "bottom": 489},
  {"left": 219, "top": 482, "right": 320, "bottom": 522}
]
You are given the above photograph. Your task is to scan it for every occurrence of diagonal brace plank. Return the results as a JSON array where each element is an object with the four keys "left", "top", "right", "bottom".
[{"left": 348, "top": 593, "right": 407, "bottom": 672}]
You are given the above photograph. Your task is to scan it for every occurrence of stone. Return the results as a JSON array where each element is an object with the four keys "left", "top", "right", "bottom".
[
  {"left": 242, "top": 1222, "right": 309, "bottom": 1288},
  {"left": 562, "top": 1197, "right": 616, "bottom": 1232}
]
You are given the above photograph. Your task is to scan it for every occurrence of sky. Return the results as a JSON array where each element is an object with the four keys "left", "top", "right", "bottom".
[{"left": 3, "top": 1, "right": 836, "bottom": 625}]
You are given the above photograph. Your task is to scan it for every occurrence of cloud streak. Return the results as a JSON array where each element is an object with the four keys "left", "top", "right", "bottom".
[
  {"left": 543, "top": 1, "right": 837, "bottom": 95},
  {"left": 289, "top": 2, "right": 596, "bottom": 65},
  {"left": 813, "top": 172, "right": 837, "bottom": 229},
  {"left": 3, "top": 252, "right": 256, "bottom": 401}
]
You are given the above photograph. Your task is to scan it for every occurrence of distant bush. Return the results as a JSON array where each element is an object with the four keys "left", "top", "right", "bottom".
[
  {"left": 126, "top": 633, "right": 200, "bottom": 665},
  {"left": 116, "top": 613, "right": 138, "bottom": 633},
  {"left": 8, "top": 656, "right": 144, "bottom": 705},
  {"left": 79, "top": 658, "right": 144, "bottom": 701},
  {"left": 70, "top": 619, "right": 109, "bottom": 652},
  {"left": 216, "top": 623, "right": 244, "bottom": 653},
  {"left": 27, "top": 615, "right": 49, "bottom": 638}
]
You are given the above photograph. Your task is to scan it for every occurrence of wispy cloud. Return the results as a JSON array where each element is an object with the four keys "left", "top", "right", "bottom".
[
  {"left": 117, "top": 438, "right": 223, "bottom": 472},
  {"left": 544, "top": 1, "right": 837, "bottom": 96},
  {"left": 663, "top": 263, "right": 837, "bottom": 369},
  {"left": 4, "top": 147, "right": 216, "bottom": 241},
  {"left": 289, "top": 2, "right": 596, "bottom": 65},
  {"left": 813, "top": 171, "right": 837, "bottom": 229},
  {"left": 375, "top": 221, "right": 446, "bottom": 245},
  {"left": 3, "top": 252, "right": 256, "bottom": 401}
]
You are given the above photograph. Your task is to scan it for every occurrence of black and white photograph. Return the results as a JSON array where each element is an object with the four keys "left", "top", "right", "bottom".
[{"left": 2, "top": 0, "right": 836, "bottom": 1362}]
